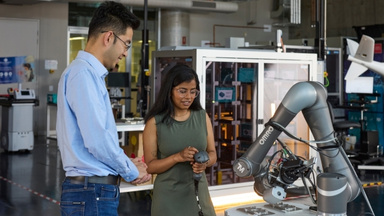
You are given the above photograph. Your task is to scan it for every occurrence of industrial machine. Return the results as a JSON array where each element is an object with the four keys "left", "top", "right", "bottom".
[
  {"left": 345, "top": 35, "right": 384, "bottom": 80},
  {"left": 231, "top": 81, "right": 374, "bottom": 215},
  {"left": 0, "top": 86, "right": 38, "bottom": 152}
]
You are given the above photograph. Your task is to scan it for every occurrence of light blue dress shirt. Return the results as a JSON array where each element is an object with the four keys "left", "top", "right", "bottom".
[{"left": 56, "top": 50, "right": 139, "bottom": 182}]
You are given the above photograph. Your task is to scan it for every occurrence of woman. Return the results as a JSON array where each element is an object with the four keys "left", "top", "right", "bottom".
[
  {"left": 23, "top": 63, "right": 34, "bottom": 82},
  {"left": 143, "top": 64, "right": 217, "bottom": 216}
]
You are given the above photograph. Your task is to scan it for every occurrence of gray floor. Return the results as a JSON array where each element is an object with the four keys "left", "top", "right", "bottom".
[
  {"left": 0, "top": 137, "right": 152, "bottom": 216},
  {"left": 0, "top": 136, "right": 383, "bottom": 216}
]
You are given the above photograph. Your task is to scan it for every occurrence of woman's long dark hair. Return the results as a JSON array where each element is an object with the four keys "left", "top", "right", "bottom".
[{"left": 144, "top": 64, "right": 203, "bottom": 125}]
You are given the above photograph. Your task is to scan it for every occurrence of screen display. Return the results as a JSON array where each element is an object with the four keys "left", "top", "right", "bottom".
[
  {"left": 21, "top": 90, "right": 30, "bottom": 95},
  {"left": 107, "top": 72, "right": 130, "bottom": 88},
  {"left": 325, "top": 49, "right": 340, "bottom": 93}
]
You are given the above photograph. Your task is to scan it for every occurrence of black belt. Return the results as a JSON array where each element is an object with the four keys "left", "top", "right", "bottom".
[{"left": 67, "top": 175, "right": 120, "bottom": 185}]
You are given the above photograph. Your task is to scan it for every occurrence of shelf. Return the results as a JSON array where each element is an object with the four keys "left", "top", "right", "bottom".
[
  {"left": 236, "top": 137, "right": 252, "bottom": 142},
  {"left": 237, "top": 119, "right": 252, "bottom": 123},
  {"left": 217, "top": 139, "right": 240, "bottom": 145},
  {"left": 213, "top": 101, "right": 241, "bottom": 105},
  {"left": 215, "top": 119, "right": 240, "bottom": 125}
]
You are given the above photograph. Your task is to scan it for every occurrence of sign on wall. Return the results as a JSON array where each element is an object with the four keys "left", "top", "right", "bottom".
[
  {"left": 0, "top": 18, "right": 39, "bottom": 90},
  {"left": 0, "top": 56, "right": 35, "bottom": 84}
]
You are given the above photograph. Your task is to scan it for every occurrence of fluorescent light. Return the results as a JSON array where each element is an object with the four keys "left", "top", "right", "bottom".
[
  {"left": 137, "top": 40, "right": 153, "bottom": 43},
  {"left": 70, "top": 37, "right": 86, "bottom": 41},
  {"left": 271, "top": 103, "right": 276, "bottom": 117}
]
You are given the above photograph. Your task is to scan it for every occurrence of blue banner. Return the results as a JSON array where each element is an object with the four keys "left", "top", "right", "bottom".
[{"left": 0, "top": 56, "right": 35, "bottom": 84}]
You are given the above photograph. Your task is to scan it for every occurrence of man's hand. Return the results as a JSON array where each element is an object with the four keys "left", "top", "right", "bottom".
[{"left": 130, "top": 157, "right": 152, "bottom": 185}]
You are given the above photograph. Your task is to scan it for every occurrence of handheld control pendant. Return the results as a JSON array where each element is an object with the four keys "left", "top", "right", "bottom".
[
  {"left": 193, "top": 151, "right": 209, "bottom": 181},
  {"left": 192, "top": 151, "right": 209, "bottom": 216}
]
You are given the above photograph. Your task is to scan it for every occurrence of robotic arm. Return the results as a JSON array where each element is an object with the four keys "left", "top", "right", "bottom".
[{"left": 233, "top": 81, "right": 364, "bottom": 214}]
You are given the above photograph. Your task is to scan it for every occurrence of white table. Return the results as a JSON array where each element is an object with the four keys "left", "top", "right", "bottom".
[
  {"left": 116, "top": 123, "right": 145, "bottom": 132},
  {"left": 120, "top": 181, "right": 153, "bottom": 193},
  {"left": 120, "top": 178, "right": 256, "bottom": 198}
]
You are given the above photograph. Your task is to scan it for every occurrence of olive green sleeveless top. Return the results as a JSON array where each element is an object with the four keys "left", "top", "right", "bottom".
[{"left": 151, "top": 109, "right": 216, "bottom": 216}]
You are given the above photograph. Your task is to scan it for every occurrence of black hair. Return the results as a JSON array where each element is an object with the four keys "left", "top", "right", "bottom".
[
  {"left": 144, "top": 64, "right": 203, "bottom": 126},
  {"left": 23, "top": 63, "right": 34, "bottom": 81},
  {"left": 23, "top": 63, "right": 31, "bottom": 69},
  {"left": 88, "top": 1, "right": 140, "bottom": 40}
]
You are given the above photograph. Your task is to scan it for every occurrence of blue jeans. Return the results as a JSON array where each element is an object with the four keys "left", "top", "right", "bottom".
[{"left": 60, "top": 178, "right": 120, "bottom": 216}]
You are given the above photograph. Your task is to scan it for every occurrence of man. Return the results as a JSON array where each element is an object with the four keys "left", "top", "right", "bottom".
[{"left": 56, "top": 2, "right": 151, "bottom": 216}]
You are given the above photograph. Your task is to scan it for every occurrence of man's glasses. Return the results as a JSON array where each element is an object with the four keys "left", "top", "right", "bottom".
[
  {"left": 175, "top": 88, "right": 200, "bottom": 98},
  {"left": 101, "top": 31, "right": 131, "bottom": 51}
]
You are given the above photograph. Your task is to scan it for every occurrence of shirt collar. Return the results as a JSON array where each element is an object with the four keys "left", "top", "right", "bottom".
[{"left": 77, "top": 50, "right": 109, "bottom": 78}]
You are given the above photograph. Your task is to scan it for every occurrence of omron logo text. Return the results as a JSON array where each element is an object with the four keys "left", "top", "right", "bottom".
[{"left": 259, "top": 126, "right": 274, "bottom": 145}]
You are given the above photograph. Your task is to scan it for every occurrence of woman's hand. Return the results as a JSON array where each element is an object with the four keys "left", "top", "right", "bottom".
[
  {"left": 192, "top": 160, "right": 208, "bottom": 174},
  {"left": 174, "top": 146, "right": 198, "bottom": 163}
]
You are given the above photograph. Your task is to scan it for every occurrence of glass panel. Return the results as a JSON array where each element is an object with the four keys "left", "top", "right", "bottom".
[
  {"left": 69, "top": 32, "right": 87, "bottom": 64},
  {"left": 205, "top": 61, "right": 258, "bottom": 185},
  {"left": 152, "top": 49, "right": 316, "bottom": 189},
  {"left": 151, "top": 56, "right": 193, "bottom": 104},
  {"left": 264, "top": 63, "right": 310, "bottom": 159}
]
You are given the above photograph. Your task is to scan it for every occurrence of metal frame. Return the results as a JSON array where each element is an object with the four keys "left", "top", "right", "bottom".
[{"left": 151, "top": 48, "right": 318, "bottom": 186}]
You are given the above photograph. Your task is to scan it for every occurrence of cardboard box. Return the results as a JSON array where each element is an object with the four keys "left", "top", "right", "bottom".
[
  {"left": 120, "top": 131, "right": 153, "bottom": 186},
  {"left": 120, "top": 131, "right": 143, "bottom": 158}
]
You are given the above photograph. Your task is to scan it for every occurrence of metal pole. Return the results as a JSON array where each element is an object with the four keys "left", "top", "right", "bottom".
[
  {"left": 140, "top": 0, "right": 149, "bottom": 117},
  {"left": 315, "top": 0, "right": 325, "bottom": 61}
]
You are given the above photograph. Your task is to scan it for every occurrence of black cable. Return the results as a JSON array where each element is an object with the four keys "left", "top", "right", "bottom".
[
  {"left": 277, "top": 138, "right": 297, "bottom": 160},
  {"left": 337, "top": 145, "right": 376, "bottom": 216},
  {"left": 267, "top": 121, "right": 342, "bottom": 159},
  {"left": 263, "top": 121, "right": 348, "bottom": 207},
  {"left": 267, "top": 121, "right": 336, "bottom": 146},
  {"left": 309, "top": 170, "right": 317, "bottom": 196},
  {"left": 268, "top": 149, "right": 283, "bottom": 164},
  {"left": 265, "top": 150, "right": 283, "bottom": 187},
  {"left": 194, "top": 179, "right": 204, "bottom": 216},
  {"left": 301, "top": 172, "right": 317, "bottom": 204}
]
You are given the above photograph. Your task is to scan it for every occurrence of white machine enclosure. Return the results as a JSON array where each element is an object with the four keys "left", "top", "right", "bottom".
[
  {"left": 151, "top": 48, "right": 319, "bottom": 168},
  {"left": 150, "top": 48, "right": 322, "bottom": 192},
  {"left": 1, "top": 103, "right": 34, "bottom": 151}
]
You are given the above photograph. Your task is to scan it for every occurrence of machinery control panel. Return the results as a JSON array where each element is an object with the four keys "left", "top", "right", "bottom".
[{"left": 14, "top": 89, "right": 36, "bottom": 100}]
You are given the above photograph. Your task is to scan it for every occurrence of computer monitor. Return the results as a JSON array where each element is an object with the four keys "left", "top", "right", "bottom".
[
  {"left": 106, "top": 72, "right": 130, "bottom": 88},
  {"left": 345, "top": 76, "right": 374, "bottom": 94}
]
